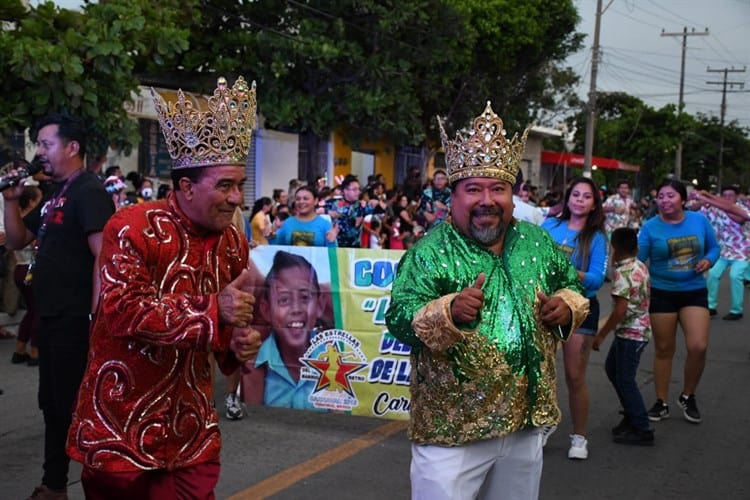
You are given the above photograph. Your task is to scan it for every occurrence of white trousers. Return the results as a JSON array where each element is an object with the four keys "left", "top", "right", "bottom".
[{"left": 410, "top": 428, "right": 543, "bottom": 500}]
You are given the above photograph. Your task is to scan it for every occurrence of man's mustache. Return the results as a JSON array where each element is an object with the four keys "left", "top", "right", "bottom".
[{"left": 470, "top": 207, "right": 503, "bottom": 217}]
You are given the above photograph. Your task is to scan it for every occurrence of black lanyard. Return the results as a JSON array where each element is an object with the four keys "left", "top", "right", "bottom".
[{"left": 24, "top": 169, "right": 83, "bottom": 285}]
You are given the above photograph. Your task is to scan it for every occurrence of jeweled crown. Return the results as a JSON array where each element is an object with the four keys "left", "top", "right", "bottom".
[
  {"left": 152, "top": 76, "right": 257, "bottom": 169},
  {"left": 438, "top": 101, "right": 528, "bottom": 185}
]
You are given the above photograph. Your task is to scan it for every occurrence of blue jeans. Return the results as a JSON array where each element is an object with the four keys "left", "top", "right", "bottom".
[
  {"left": 605, "top": 337, "right": 649, "bottom": 431},
  {"left": 707, "top": 257, "right": 749, "bottom": 314}
]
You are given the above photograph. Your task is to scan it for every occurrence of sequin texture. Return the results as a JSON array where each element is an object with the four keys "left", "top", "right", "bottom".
[
  {"left": 385, "top": 221, "right": 588, "bottom": 445},
  {"left": 67, "top": 194, "right": 249, "bottom": 472}
]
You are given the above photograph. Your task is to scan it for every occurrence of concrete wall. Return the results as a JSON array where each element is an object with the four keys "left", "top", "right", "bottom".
[{"left": 254, "top": 128, "right": 299, "bottom": 199}]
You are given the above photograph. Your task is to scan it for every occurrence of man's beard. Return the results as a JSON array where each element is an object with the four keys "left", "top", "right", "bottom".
[{"left": 469, "top": 207, "right": 505, "bottom": 245}]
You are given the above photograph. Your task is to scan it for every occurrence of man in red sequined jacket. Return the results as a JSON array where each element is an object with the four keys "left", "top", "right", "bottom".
[{"left": 67, "top": 76, "right": 262, "bottom": 499}]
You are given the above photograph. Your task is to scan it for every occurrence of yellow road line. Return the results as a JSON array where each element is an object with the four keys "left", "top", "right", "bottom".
[{"left": 228, "top": 420, "right": 408, "bottom": 500}]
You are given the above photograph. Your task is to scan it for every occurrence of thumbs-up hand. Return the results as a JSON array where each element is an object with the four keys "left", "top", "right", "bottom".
[
  {"left": 450, "top": 273, "right": 485, "bottom": 324},
  {"left": 218, "top": 269, "right": 256, "bottom": 327},
  {"left": 537, "top": 291, "right": 572, "bottom": 327},
  {"left": 230, "top": 326, "right": 262, "bottom": 362}
]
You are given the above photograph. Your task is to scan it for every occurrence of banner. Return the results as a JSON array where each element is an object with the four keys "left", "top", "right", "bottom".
[{"left": 240, "top": 245, "right": 411, "bottom": 420}]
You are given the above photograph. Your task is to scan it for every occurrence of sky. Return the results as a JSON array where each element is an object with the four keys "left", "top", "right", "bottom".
[
  {"left": 569, "top": 0, "right": 750, "bottom": 129},
  {"left": 45, "top": 0, "right": 750, "bottom": 130}
]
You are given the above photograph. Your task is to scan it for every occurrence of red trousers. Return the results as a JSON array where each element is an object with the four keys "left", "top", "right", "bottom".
[{"left": 81, "top": 461, "right": 220, "bottom": 500}]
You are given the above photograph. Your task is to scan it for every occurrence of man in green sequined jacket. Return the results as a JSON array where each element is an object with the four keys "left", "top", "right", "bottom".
[{"left": 385, "top": 102, "right": 588, "bottom": 500}]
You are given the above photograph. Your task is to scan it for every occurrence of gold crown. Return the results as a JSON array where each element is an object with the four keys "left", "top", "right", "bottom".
[
  {"left": 438, "top": 101, "right": 528, "bottom": 185},
  {"left": 152, "top": 76, "right": 257, "bottom": 169}
]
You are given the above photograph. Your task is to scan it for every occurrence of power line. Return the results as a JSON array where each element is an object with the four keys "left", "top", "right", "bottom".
[
  {"left": 661, "top": 26, "right": 710, "bottom": 179},
  {"left": 571, "top": 1, "right": 749, "bottom": 129},
  {"left": 645, "top": 0, "right": 704, "bottom": 27},
  {"left": 706, "top": 65, "right": 746, "bottom": 186},
  {"left": 609, "top": 4, "right": 663, "bottom": 30}
]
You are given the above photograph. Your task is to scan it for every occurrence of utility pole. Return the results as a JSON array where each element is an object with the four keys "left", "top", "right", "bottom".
[
  {"left": 707, "top": 66, "right": 745, "bottom": 189},
  {"left": 661, "top": 27, "right": 709, "bottom": 180},
  {"left": 583, "top": 0, "right": 604, "bottom": 179}
]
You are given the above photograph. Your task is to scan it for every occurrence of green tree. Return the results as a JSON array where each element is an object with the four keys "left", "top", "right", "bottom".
[
  {"left": 138, "top": 0, "right": 583, "bottom": 151},
  {"left": 685, "top": 114, "right": 750, "bottom": 189},
  {"left": 0, "top": 0, "right": 192, "bottom": 157},
  {"left": 441, "top": 0, "right": 583, "bottom": 133},
  {"left": 567, "top": 91, "right": 750, "bottom": 193},
  {"left": 569, "top": 93, "right": 669, "bottom": 190},
  {"left": 2, "top": 0, "right": 586, "bottom": 167}
]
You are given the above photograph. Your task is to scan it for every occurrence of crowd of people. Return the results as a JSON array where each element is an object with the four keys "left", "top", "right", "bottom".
[
  {"left": 1, "top": 81, "right": 748, "bottom": 499},
  {"left": 247, "top": 167, "right": 450, "bottom": 252}
]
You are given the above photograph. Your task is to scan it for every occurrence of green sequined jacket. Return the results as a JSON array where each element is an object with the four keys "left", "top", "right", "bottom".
[{"left": 385, "top": 220, "right": 588, "bottom": 446}]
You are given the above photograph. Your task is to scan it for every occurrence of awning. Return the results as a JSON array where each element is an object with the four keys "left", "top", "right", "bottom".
[
  {"left": 541, "top": 151, "right": 640, "bottom": 172},
  {"left": 125, "top": 86, "right": 210, "bottom": 120}
]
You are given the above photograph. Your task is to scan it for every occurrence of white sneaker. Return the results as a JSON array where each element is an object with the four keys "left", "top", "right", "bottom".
[
  {"left": 541, "top": 425, "right": 557, "bottom": 447},
  {"left": 224, "top": 392, "right": 245, "bottom": 421},
  {"left": 568, "top": 434, "right": 588, "bottom": 460}
]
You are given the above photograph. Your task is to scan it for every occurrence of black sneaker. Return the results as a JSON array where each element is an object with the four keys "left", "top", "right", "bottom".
[
  {"left": 613, "top": 427, "right": 654, "bottom": 446},
  {"left": 678, "top": 394, "right": 701, "bottom": 423},
  {"left": 709, "top": 308, "right": 717, "bottom": 317},
  {"left": 11, "top": 352, "right": 30, "bottom": 364},
  {"left": 722, "top": 312, "right": 743, "bottom": 321},
  {"left": 647, "top": 400, "right": 669, "bottom": 421},
  {"left": 611, "top": 416, "right": 632, "bottom": 436}
]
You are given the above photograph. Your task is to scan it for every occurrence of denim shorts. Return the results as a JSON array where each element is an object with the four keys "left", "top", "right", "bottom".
[
  {"left": 649, "top": 287, "right": 708, "bottom": 313},
  {"left": 576, "top": 296, "right": 600, "bottom": 335}
]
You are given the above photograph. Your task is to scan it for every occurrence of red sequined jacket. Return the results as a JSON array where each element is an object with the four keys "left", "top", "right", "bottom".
[{"left": 67, "top": 194, "right": 248, "bottom": 472}]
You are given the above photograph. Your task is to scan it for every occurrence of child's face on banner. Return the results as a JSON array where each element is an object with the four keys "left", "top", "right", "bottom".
[{"left": 264, "top": 266, "right": 323, "bottom": 349}]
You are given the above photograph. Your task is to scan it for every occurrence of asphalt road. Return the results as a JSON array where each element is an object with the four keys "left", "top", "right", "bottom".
[{"left": 1, "top": 280, "right": 749, "bottom": 499}]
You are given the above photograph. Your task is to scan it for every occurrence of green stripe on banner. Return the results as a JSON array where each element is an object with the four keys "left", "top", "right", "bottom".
[{"left": 328, "top": 246, "right": 344, "bottom": 329}]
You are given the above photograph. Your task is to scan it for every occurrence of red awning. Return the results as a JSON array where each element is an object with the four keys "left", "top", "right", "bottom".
[{"left": 541, "top": 151, "right": 640, "bottom": 172}]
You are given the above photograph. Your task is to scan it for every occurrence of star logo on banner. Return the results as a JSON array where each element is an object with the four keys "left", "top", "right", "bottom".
[{"left": 302, "top": 342, "right": 367, "bottom": 397}]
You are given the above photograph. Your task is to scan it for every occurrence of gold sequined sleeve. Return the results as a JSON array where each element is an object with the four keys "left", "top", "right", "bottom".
[
  {"left": 411, "top": 293, "right": 473, "bottom": 351},
  {"left": 552, "top": 288, "right": 590, "bottom": 340}
]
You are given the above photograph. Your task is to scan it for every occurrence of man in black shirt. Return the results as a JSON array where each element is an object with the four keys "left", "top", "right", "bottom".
[{"left": 3, "top": 114, "right": 114, "bottom": 500}]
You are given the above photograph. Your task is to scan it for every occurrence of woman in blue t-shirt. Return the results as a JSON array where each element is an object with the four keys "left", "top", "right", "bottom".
[
  {"left": 542, "top": 177, "right": 608, "bottom": 460},
  {"left": 271, "top": 186, "right": 338, "bottom": 247},
  {"left": 637, "top": 179, "right": 719, "bottom": 425}
]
